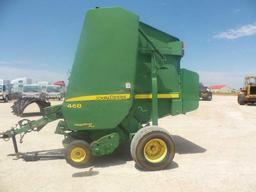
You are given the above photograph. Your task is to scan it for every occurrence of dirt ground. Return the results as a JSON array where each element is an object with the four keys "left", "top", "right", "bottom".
[{"left": 0, "top": 95, "right": 256, "bottom": 192}]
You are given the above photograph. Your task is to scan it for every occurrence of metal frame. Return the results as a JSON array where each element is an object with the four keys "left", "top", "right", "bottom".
[{"left": 138, "top": 28, "right": 167, "bottom": 126}]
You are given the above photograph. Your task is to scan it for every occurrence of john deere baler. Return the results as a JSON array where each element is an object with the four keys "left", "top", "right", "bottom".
[{"left": 0, "top": 7, "right": 199, "bottom": 170}]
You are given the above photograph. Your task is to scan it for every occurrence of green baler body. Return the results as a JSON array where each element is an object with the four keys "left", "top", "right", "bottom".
[
  {"left": 61, "top": 7, "right": 198, "bottom": 142},
  {"left": 0, "top": 7, "right": 199, "bottom": 159}
]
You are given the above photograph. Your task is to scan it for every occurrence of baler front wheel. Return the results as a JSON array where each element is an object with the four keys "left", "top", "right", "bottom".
[
  {"left": 65, "top": 140, "right": 92, "bottom": 168},
  {"left": 130, "top": 126, "right": 175, "bottom": 171}
]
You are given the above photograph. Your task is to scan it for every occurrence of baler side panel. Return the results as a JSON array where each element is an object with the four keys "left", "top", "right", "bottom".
[
  {"left": 63, "top": 8, "right": 139, "bottom": 130},
  {"left": 130, "top": 22, "right": 184, "bottom": 126}
]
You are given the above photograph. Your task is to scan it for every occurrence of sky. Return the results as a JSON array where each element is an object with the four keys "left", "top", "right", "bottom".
[{"left": 0, "top": 0, "right": 256, "bottom": 88}]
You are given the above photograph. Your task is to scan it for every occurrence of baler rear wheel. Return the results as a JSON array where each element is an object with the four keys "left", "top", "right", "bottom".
[
  {"left": 65, "top": 140, "right": 92, "bottom": 168},
  {"left": 130, "top": 126, "right": 175, "bottom": 171}
]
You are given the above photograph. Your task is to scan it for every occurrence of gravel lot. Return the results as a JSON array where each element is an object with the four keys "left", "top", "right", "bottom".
[{"left": 0, "top": 95, "right": 256, "bottom": 192}]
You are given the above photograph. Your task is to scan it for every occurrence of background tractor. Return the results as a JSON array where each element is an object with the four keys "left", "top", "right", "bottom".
[
  {"left": 238, "top": 76, "right": 256, "bottom": 105},
  {"left": 199, "top": 83, "right": 212, "bottom": 101},
  {"left": 0, "top": 7, "right": 199, "bottom": 171}
]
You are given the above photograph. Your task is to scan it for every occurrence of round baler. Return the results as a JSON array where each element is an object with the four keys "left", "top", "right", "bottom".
[{"left": 0, "top": 7, "right": 199, "bottom": 171}]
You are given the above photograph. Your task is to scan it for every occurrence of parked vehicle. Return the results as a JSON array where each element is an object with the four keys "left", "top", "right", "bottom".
[
  {"left": 22, "top": 84, "right": 44, "bottom": 98},
  {"left": 9, "top": 77, "right": 32, "bottom": 99},
  {"left": 46, "top": 85, "right": 63, "bottom": 100},
  {"left": 238, "top": 75, "right": 256, "bottom": 105},
  {"left": 200, "top": 83, "right": 212, "bottom": 101},
  {"left": 0, "top": 79, "right": 10, "bottom": 102}
]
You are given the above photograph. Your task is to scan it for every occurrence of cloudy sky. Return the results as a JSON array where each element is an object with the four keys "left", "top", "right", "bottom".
[{"left": 0, "top": 0, "right": 256, "bottom": 88}]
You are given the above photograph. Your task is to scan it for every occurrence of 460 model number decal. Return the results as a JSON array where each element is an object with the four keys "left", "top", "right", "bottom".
[{"left": 66, "top": 103, "right": 82, "bottom": 109}]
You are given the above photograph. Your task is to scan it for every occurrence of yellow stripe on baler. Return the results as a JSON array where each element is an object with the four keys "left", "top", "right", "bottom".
[
  {"left": 65, "top": 94, "right": 131, "bottom": 102},
  {"left": 65, "top": 93, "right": 180, "bottom": 102},
  {"left": 134, "top": 93, "right": 180, "bottom": 99}
]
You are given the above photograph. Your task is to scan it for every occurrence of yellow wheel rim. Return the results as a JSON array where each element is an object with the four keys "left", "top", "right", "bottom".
[
  {"left": 143, "top": 138, "right": 167, "bottom": 163},
  {"left": 70, "top": 147, "right": 87, "bottom": 163}
]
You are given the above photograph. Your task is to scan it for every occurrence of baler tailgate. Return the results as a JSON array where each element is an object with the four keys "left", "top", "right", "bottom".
[{"left": 181, "top": 69, "right": 199, "bottom": 113}]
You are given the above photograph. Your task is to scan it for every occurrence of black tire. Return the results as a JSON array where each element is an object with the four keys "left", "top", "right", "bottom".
[
  {"left": 207, "top": 94, "right": 212, "bottom": 101},
  {"left": 130, "top": 126, "right": 175, "bottom": 171},
  {"left": 11, "top": 98, "right": 50, "bottom": 116},
  {"left": 238, "top": 94, "right": 245, "bottom": 105},
  {"left": 201, "top": 93, "right": 212, "bottom": 101},
  {"left": 65, "top": 140, "right": 92, "bottom": 168}
]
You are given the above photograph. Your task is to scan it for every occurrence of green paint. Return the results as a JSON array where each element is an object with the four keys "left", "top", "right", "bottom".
[
  {"left": 151, "top": 55, "right": 158, "bottom": 126},
  {"left": 62, "top": 7, "right": 198, "bottom": 131},
  {"left": 5, "top": 105, "right": 63, "bottom": 137},
  {"left": 2, "top": 7, "right": 199, "bottom": 158},
  {"left": 91, "top": 132, "right": 120, "bottom": 156},
  {"left": 55, "top": 120, "right": 66, "bottom": 135},
  {"left": 181, "top": 69, "right": 200, "bottom": 113},
  {"left": 62, "top": 7, "right": 139, "bottom": 130}
]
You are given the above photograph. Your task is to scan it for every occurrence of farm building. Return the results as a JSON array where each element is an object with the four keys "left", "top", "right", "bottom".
[{"left": 209, "top": 85, "right": 237, "bottom": 94}]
